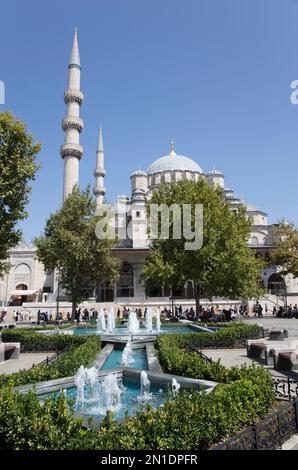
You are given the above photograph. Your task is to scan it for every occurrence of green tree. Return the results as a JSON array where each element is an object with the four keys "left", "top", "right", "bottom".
[
  {"left": 34, "top": 187, "right": 120, "bottom": 316},
  {"left": 271, "top": 222, "right": 298, "bottom": 278},
  {"left": 0, "top": 112, "right": 40, "bottom": 276},
  {"left": 142, "top": 179, "right": 264, "bottom": 312}
]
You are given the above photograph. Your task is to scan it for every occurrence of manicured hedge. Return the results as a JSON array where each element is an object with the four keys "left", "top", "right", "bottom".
[
  {"left": 0, "top": 335, "right": 101, "bottom": 387},
  {"left": 1, "top": 328, "right": 86, "bottom": 352},
  {"left": 0, "top": 364, "right": 274, "bottom": 450},
  {"left": 156, "top": 324, "right": 264, "bottom": 382},
  {"left": 186, "top": 323, "right": 263, "bottom": 349}
]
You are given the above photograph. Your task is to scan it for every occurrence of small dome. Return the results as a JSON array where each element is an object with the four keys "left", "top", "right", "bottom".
[
  {"left": 131, "top": 170, "right": 147, "bottom": 177},
  {"left": 245, "top": 203, "right": 259, "bottom": 212},
  {"left": 207, "top": 169, "right": 224, "bottom": 176},
  {"left": 148, "top": 153, "right": 203, "bottom": 175}
]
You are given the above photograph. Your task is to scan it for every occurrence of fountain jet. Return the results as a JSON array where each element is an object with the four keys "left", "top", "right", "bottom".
[
  {"left": 121, "top": 341, "right": 134, "bottom": 367},
  {"left": 137, "top": 370, "right": 152, "bottom": 402}
]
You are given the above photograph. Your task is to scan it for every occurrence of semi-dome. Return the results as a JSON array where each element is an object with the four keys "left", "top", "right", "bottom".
[{"left": 148, "top": 142, "right": 203, "bottom": 175}]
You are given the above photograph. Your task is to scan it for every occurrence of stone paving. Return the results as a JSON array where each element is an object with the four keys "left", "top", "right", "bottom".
[
  {"left": 241, "top": 316, "right": 298, "bottom": 337},
  {"left": 201, "top": 348, "right": 298, "bottom": 379},
  {"left": 282, "top": 434, "right": 298, "bottom": 450},
  {"left": 201, "top": 317, "right": 298, "bottom": 380},
  {"left": 0, "top": 352, "right": 55, "bottom": 374}
]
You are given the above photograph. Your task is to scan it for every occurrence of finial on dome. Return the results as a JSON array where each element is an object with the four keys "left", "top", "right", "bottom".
[{"left": 170, "top": 139, "right": 176, "bottom": 156}]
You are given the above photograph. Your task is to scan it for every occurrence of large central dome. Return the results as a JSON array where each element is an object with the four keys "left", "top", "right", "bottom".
[{"left": 147, "top": 144, "right": 203, "bottom": 175}]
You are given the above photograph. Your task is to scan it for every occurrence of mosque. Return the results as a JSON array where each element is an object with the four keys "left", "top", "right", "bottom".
[{"left": 0, "top": 30, "right": 297, "bottom": 314}]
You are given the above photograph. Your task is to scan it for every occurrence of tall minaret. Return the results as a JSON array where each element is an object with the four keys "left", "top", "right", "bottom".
[
  {"left": 60, "top": 28, "right": 84, "bottom": 201},
  {"left": 93, "top": 126, "right": 106, "bottom": 210}
]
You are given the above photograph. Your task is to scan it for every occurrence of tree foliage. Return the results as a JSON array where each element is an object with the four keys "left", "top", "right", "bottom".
[
  {"left": 142, "top": 179, "right": 264, "bottom": 309},
  {"left": 34, "top": 186, "right": 120, "bottom": 313},
  {"left": 271, "top": 222, "right": 298, "bottom": 278},
  {"left": 0, "top": 112, "right": 40, "bottom": 276}
]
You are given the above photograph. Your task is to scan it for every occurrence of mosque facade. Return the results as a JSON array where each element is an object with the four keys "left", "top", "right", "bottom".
[{"left": 1, "top": 30, "right": 297, "bottom": 311}]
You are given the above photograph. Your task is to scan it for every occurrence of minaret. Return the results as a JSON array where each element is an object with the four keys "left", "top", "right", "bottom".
[
  {"left": 93, "top": 126, "right": 106, "bottom": 210},
  {"left": 60, "top": 28, "right": 84, "bottom": 201}
]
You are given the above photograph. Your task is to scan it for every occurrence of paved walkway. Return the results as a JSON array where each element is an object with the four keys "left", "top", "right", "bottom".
[
  {"left": 0, "top": 352, "right": 55, "bottom": 374},
  {"left": 282, "top": 434, "right": 298, "bottom": 450},
  {"left": 201, "top": 348, "right": 298, "bottom": 380},
  {"left": 241, "top": 317, "right": 298, "bottom": 338}
]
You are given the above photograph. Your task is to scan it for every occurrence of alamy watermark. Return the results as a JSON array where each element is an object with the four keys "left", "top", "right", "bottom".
[
  {"left": 95, "top": 202, "right": 204, "bottom": 250},
  {"left": 0, "top": 80, "right": 5, "bottom": 104}
]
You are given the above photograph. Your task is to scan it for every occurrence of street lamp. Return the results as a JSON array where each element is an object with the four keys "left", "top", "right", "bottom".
[{"left": 56, "top": 268, "right": 61, "bottom": 320}]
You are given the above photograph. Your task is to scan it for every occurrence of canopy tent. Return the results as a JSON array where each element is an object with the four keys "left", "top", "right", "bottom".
[{"left": 9, "top": 289, "right": 38, "bottom": 296}]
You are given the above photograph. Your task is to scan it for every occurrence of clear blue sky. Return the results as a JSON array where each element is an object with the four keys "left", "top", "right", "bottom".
[{"left": 1, "top": 0, "right": 298, "bottom": 242}]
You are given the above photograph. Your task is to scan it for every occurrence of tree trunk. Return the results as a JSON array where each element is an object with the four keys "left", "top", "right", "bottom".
[
  {"left": 194, "top": 283, "right": 201, "bottom": 317},
  {"left": 71, "top": 295, "right": 77, "bottom": 321}
]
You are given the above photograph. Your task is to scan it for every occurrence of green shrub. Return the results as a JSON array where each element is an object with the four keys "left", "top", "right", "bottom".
[
  {"left": 156, "top": 323, "right": 265, "bottom": 383},
  {"left": 0, "top": 368, "right": 274, "bottom": 450},
  {"left": 1, "top": 328, "right": 86, "bottom": 352},
  {"left": 0, "top": 335, "right": 101, "bottom": 387}
]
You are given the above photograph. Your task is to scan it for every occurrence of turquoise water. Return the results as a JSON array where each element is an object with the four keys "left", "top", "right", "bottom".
[
  {"left": 101, "top": 347, "right": 148, "bottom": 371},
  {"left": 41, "top": 378, "right": 168, "bottom": 420},
  {"left": 73, "top": 325, "right": 200, "bottom": 336}
]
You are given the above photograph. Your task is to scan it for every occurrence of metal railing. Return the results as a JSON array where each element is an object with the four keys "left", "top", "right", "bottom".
[
  {"left": 211, "top": 398, "right": 298, "bottom": 450},
  {"left": 29, "top": 348, "right": 68, "bottom": 369},
  {"left": 191, "top": 347, "right": 213, "bottom": 364},
  {"left": 273, "top": 377, "right": 298, "bottom": 401}
]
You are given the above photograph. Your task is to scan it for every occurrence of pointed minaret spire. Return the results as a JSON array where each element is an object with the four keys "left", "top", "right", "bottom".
[
  {"left": 69, "top": 27, "right": 80, "bottom": 67},
  {"left": 97, "top": 125, "right": 104, "bottom": 153},
  {"left": 93, "top": 126, "right": 106, "bottom": 210},
  {"left": 60, "top": 28, "right": 84, "bottom": 202}
]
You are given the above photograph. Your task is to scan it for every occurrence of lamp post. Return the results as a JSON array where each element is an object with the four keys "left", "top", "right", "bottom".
[{"left": 56, "top": 268, "right": 61, "bottom": 320}]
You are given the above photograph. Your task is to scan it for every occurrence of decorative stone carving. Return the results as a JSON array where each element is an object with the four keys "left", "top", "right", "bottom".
[
  {"left": 64, "top": 89, "right": 84, "bottom": 105},
  {"left": 62, "top": 116, "right": 84, "bottom": 133},
  {"left": 94, "top": 168, "right": 106, "bottom": 178},
  {"left": 60, "top": 143, "right": 83, "bottom": 159}
]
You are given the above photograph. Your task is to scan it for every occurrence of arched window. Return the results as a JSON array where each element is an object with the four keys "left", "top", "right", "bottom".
[
  {"left": 250, "top": 236, "right": 258, "bottom": 246},
  {"left": 16, "top": 284, "right": 28, "bottom": 290},
  {"left": 267, "top": 273, "right": 286, "bottom": 295}
]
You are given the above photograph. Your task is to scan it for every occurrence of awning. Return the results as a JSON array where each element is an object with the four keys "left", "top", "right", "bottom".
[{"left": 9, "top": 290, "right": 38, "bottom": 296}]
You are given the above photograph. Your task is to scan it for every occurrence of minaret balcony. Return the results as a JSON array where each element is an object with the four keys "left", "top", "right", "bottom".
[
  {"left": 93, "top": 186, "right": 106, "bottom": 196},
  {"left": 64, "top": 89, "right": 84, "bottom": 105},
  {"left": 60, "top": 143, "right": 84, "bottom": 159},
  {"left": 62, "top": 116, "right": 84, "bottom": 133},
  {"left": 94, "top": 168, "right": 106, "bottom": 177}
]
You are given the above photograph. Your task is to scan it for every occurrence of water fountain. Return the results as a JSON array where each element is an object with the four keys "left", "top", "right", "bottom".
[
  {"left": 121, "top": 341, "right": 134, "bottom": 367},
  {"left": 137, "top": 370, "right": 152, "bottom": 402},
  {"left": 85, "top": 366, "right": 99, "bottom": 392},
  {"left": 96, "top": 309, "right": 106, "bottom": 332},
  {"left": 145, "top": 308, "right": 153, "bottom": 333},
  {"left": 74, "top": 366, "right": 122, "bottom": 415},
  {"left": 171, "top": 378, "right": 180, "bottom": 398},
  {"left": 128, "top": 311, "right": 140, "bottom": 334},
  {"left": 102, "top": 373, "right": 122, "bottom": 412},
  {"left": 106, "top": 307, "right": 115, "bottom": 333},
  {"left": 156, "top": 309, "right": 161, "bottom": 333},
  {"left": 74, "top": 365, "right": 87, "bottom": 410}
]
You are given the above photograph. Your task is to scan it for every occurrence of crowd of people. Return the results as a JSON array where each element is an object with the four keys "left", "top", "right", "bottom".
[
  {"left": 274, "top": 304, "right": 298, "bottom": 318},
  {"left": 11, "top": 309, "right": 32, "bottom": 322},
  {"left": 2, "top": 301, "right": 298, "bottom": 325}
]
